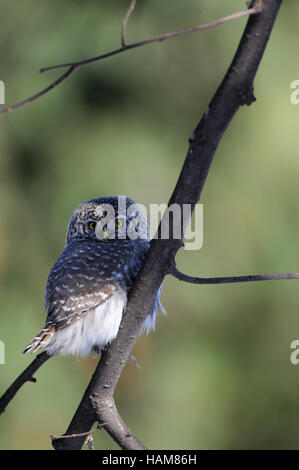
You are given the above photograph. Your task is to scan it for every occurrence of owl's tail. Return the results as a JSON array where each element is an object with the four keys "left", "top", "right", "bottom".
[{"left": 22, "top": 323, "right": 56, "bottom": 355}]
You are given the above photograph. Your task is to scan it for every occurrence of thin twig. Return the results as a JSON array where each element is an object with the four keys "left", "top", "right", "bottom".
[
  {"left": 51, "top": 424, "right": 103, "bottom": 441},
  {"left": 121, "top": 0, "right": 137, "bottom": 48},
  {"left": 0, "top": 7, "right": 259, "bottom": 116},
  {"left": 169, "top": 265, "right": 299, "bottom": 285},
  {"left": 41, "top": 8, "right": 258, "bottom": 72},
  {"left": 0, "top": 66, "right": 75, "bottom": 116},
  {"left": 0, "top": 352, "right": 51, "bottom": 415}
]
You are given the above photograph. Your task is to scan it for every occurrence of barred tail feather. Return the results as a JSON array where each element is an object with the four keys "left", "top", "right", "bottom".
[{"left": 22, "top": 324, "right": 56, "bottom": 355}]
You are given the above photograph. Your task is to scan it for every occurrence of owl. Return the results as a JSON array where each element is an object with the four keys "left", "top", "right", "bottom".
[{"left": 23, "top": 196, "right": 162, "bottom": 356}]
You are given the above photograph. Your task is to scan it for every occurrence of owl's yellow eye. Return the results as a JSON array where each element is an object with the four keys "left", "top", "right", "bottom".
[
  {"left": 115, "top": 219, "right": 123, "bottom": 228},
  {"left": 89, "top": 221, "right": 96, "bottom": 231}
]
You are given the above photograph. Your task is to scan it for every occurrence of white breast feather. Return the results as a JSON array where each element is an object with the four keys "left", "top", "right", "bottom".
[{"left": 45, "top": 289, "right": 127, "bottom": 356}]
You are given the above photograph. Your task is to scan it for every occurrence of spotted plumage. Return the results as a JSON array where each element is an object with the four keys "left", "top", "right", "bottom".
[{"left": 23, "top": 196, "right": 162, "bottom": 356}]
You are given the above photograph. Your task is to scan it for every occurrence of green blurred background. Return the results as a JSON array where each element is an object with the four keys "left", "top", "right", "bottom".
[{"left": 0, "top": 0, "right": 299, "bottom": 450}]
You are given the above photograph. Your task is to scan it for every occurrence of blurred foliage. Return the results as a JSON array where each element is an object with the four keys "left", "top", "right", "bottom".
[{"left": 0, "top": 0, "right": 299, "bottom": 450}]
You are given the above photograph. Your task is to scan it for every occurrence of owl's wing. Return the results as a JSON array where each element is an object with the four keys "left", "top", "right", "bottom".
[
  {"left": 45, "top": 281, "right": 116, "bottom": 328},
  {"left": 23, "top": 239, "right": 151, "bottom": 355},
  {"left": 22, "top": 323, "right": 56, "bottom": 354},
  {"left": 23, "top": 241, "right": 126, "bottom": 354},
  {"left": 22, "top": 282, "right": 117, "bottom": 355}
]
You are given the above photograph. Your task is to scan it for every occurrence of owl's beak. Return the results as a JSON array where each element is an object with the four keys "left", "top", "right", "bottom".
[{"left": 102, "top": 226, "right": 109, "bottom": 240}]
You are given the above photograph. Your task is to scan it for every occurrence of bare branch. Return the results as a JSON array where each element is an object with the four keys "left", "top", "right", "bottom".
[
  {"left": 51, "top": 0, "right": 283, "bottom": 450},
  {"left": 121, "top": 0, "right": 137, "bottom": 48},
  {"left": 0, "top": 6, "right": 259, "bottom": 116},
  {"left": 0, "top": 352, "right": 51, "bottom": 415},
  {"left": 169, "top": 264, "right": 299, "bottom": 285},
  {"left": 51, "top": 423, "right": 103, "bottom": 441},
  {"left": 52, "top": 355, "right": 147, "bottom": 450},
  {"left": 41, "top": 7, "right": 259, "bottom": 72},
  {"left": 50, "top": 333, "right": 148, "bottom": 450},
  {"left": 0, "top": 66, "right": 75, "bottom": 116}
]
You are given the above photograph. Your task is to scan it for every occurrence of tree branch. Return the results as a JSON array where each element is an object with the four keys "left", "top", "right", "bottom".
[
  {"left": 0, "top": 6, "right": 259, "bottom": 116},
  {"left": 51, "top": 0, "right": 283, "bottom": 450},
  {"left": 52, "top": 348, "right": 146, "bottom": 450},
  {"left": 41, "top": 7, "right": 259, "bottom": 72},
  {"left": 0, "top": 352, "right": 51, "bottom": 415},
  {"left": 0, "top": 66, "right": 75, "bottom": 116},
  {"left": 51, "top": 423, "right": 102, "bottom": 442},
  {"left": 121, "top": 0, "right": 136, "bottom": 48},
  {"left": 169, "top": 264, "right": 299, "bottom": 284}
]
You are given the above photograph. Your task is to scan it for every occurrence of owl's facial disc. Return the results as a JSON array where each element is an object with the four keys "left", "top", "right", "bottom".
[
  {"left": 66, "top": 196, "right": 150, "bottom": 243},
  {"left": 95, "top": 214, "right": 127, "bottom": 240}
]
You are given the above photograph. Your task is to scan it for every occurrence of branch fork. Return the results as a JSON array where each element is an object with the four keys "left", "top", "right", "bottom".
[{"left": 0, "top": 2, "right": 260, "bottom": 116}]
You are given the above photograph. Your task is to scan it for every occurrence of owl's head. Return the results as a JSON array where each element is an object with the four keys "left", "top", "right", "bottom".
[{"left": 66, "top": 196, "right": 150, "bottom": 244}]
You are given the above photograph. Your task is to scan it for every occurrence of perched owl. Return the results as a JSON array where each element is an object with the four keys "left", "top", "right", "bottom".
[{"left": 23, "top": 196, "right": 162, "bottom": 356}]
